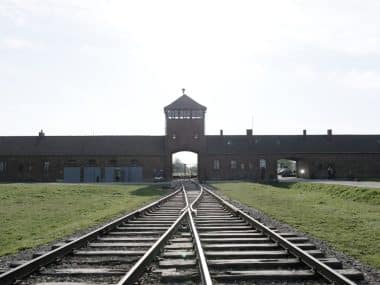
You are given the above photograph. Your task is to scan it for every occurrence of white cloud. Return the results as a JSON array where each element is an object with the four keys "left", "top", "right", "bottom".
[
  {"left": 1, "top": 38, "right": 44, "bottom": 49},
  {"left": 336, "top": 70, "right": 380, "bottom": 89},
  {"left": 293, "top": 65, "right": 318, "bottom": 81},
  {"left": 1, "top": 0, "right": 380, "bottom": 135}
]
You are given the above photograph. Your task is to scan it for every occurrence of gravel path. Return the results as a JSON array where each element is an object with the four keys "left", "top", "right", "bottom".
[{"left": 279, "top": 177, "right": 380, "bottom": 189}]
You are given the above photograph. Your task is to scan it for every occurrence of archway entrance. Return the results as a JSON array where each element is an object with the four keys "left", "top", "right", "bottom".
[{"left": 172, "top": 151, "right": 198, "bottom": 179}]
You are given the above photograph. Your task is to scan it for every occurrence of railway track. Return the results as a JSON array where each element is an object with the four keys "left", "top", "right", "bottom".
[
  {"left": 197, "top": 187, "right": 363, "bottom": 284},
  {"left": 0, "top": 181, "right": 364, "bottom": 285},
  {"left": 0, "top": 187, "right": 186, "bottom": 285}
]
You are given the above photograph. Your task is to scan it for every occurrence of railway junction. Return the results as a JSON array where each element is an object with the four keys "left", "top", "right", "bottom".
[
  {"left": 0, "top": 180, "right": 367, "bottom": 285},
  {"left": 0, "top": 92, "right": 378, "bottom": 284}
]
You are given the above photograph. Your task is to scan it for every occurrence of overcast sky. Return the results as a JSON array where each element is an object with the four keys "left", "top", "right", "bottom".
[{"left": 1, "top": 0, "right": 380, "bottom": 136}]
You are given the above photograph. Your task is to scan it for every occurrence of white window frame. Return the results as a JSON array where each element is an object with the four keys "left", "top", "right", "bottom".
[
  {"left": 213, "top": 159, "right": 220, "bottom": 170},
  {"left": 43, "top": 161, "right": 50, "bottom": 176}
]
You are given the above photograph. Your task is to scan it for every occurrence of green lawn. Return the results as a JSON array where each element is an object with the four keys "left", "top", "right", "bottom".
[
  {"left": 0, "top": 183, "right": 167, "bottom": 257},
  {"left": 212, "top": 182, "right": 380, "bottom": 269}
]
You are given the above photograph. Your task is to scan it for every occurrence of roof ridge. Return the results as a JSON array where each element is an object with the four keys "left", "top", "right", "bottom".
[{"left": 164, "top": 94, "right": 206, "bottom": 111}]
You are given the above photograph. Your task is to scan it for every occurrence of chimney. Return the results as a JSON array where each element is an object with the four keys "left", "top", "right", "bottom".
[
  {"left": 246, "top": 129, "right": 253, "bottom": 136},
  {"left": 220, "top": 129, "right": 223, "bottom": 136},
  {"left": 38, "top": 129, "right": 45, "bottom": 137},
  {"left": 327, "top": 129, "right": 332, "bottom": 136},
  {"left": 303, "top": 129, "right": 307, "bottom": 136}
]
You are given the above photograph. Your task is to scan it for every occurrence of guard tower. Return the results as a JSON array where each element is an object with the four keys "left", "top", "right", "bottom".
[
  {"left": 164, "top": 89, "right": 207, "bottom": 152},
  {"left": 164, "top": 89, "right": 207, "bottom": 180}
]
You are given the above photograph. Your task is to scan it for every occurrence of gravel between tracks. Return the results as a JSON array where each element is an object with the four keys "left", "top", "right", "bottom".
[{"left": 207, "top": 186, "right": 379, "bottom": 285}]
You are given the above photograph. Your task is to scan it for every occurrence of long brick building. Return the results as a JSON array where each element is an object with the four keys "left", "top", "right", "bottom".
[{"left": 1, "top": 93, "right": 380, "bottom": 182}]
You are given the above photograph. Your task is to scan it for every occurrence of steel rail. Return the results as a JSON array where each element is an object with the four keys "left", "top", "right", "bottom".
[
  {"left": 188, "top": 186, "right": 213, "bottom": 285},
  {"left": 203, "top": 186, "right": 357, "bottom": 285},
  {"left": 0, "top": 187, "right": 183, "bottom": 285},
  {"left": 190, "top": 185, "right": 203, "bottom": 213},
  {"left": 117, "top": 186, "right": 188, "bottom": 285}
]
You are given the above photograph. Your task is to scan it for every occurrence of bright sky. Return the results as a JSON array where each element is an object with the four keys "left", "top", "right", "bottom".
[
  {"left": 1, "top": 0, "right": 380, "bottom": 136},
  {"left": 172, "top": 151, "right": 198, "bottom": 168}
]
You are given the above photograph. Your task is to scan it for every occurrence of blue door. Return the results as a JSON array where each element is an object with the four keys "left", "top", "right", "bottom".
[
  {"left": 64, "top": 167, "right": 80, "bottom": 183},
  {"left": 104, "top": 167, "right": 115, "bottom": 182},
  {"left": 128, "top": 166, "right": 143, "bottom": 182},
  {"left": 84, "top": 167, "right": 101, "bottom": 183}
]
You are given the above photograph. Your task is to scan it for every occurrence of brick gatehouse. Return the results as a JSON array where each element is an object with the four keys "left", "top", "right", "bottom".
[{"left": 1, "top": 92, "right": 380, "bottom": 182}]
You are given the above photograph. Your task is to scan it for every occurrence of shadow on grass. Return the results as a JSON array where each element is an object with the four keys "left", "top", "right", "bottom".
[
  {"left": 129, "top": 185, "right": 169, "bottom": 197},
  {"left": 262, "top": 182, "right": 298, "bottom": 189}
]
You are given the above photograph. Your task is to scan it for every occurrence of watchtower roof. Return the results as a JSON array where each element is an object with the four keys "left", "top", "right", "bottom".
[{"left": 164, "top": 94, "right": 206, "bottom": 111}]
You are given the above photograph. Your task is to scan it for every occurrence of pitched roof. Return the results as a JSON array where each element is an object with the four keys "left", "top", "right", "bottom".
[
  {"left": 0, "top": 136, "right": 165, "bottom": 156},
  {"left": 164, "top": 95, "right": 206, "bottom": 111},
  {"left": 1, "top": 134, "right": 379, "bottom": 157},
  {"left": 206, "top": 135, "right": 380, "bottom": 154}
]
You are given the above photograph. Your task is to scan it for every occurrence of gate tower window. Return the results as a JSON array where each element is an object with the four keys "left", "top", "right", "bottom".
[
  {"left": 191, "top": 110, "right": 203, "bottom": 119},
  {"left": 230, "top": 160, "right": 237, "bottom": 169}
]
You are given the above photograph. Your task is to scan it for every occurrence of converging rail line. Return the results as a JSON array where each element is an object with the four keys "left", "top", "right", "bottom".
[
  {"left": 197, "top": 186, "right": 363, "bottom": 284},
  {"left": 0, "top": 181, "right": 364, "bottom": 285},
  {"left": 0, "top": 187, "right": 186, "bottom": 285}
]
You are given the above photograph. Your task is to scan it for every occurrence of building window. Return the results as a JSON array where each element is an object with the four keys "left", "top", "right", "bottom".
[
  {"left": 172, "top": 133, "right": 177, "bottom": 140},
  {"left": 230, "top": 160, "right": 237, "bottom": 169},
  {"left": 213, "top": 159, "right": 220, "bottom": 170},
  {"left": 194, "top": 133, "right": 199, "bottom": 140},
  {"left": 0, "top": 161, "right": 6, "bottom": 173},
  {"left": 66, "top": 159, "right": 77, "bottom": 166},
  {"left": 43, "top": 161, "right": 50, "bottom": 176},
  {"left": 241, "top": 163, "right": 245, "bottom": 170},
  {"left": 248, "top": 162, "right": 253, "bottom": 169},
  {"left": 259, "top": 159, "right": 266, "bottom": 169}
]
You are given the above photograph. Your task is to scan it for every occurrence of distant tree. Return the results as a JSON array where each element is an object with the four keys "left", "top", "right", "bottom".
[
  {"left": 173, "top": 158, "right": 184, "bottom": 174},
  {"left": 190, "top": 165, "right": 198, "bottom": 176}
]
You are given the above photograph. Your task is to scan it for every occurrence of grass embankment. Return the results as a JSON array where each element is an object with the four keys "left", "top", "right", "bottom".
[
  {"left": 212, "top": 182, "right": 380, "bottom": 269},
  {"left": 0, "top": 183, "right": 166, "bottom": 257}
]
